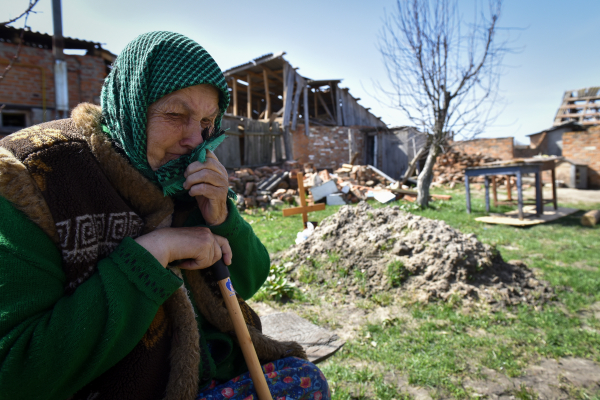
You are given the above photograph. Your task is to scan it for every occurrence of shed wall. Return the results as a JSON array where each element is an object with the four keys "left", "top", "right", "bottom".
[{"left": 562, "top": 127, "right": 600, "bottom": 188}]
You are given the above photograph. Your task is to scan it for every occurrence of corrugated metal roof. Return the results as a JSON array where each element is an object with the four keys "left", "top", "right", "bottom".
[
  {"left": 223, "top": 51, "right": 286, "bottom": 76},
  {"left": 0, "top": 25, "right": 115, "bottom": 57}
]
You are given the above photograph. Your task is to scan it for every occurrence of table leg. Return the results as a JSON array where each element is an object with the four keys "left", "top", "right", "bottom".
[
  {"left": 535, "top": 172, "right": 543, "bottom": 216},
  {"left": 506, "top": 175, "right": 512, "bottom": 201},
  {"left": 465, "top": 176, "right": 471, "bottom": 214},
  {"left": 484, "top": 176, "right": 490, "bottom": 213},
  {"left": 492, "top": 176, "right": 498, "bottom": 207},
  {"left": 517, "top": 171, "right": 524, "bottom": 220},
  {"left": 551, "top": 167, "right": 558, "bottom": 210}
]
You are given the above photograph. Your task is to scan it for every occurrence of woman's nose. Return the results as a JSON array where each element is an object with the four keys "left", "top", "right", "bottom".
[{"left": 180, "top": 122, "right": 205, "bottom": 149}]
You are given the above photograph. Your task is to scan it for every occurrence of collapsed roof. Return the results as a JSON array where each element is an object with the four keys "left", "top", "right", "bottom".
[
  {"left": 553, "top": 86, "right": 600, "bottom": 127},
  {"left": 222, "top": 52, "right": 386, "bottom": 130}
]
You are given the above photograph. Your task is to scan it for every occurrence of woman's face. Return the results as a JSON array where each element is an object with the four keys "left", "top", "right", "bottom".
[{"left": 146, "top": 84, "right": 219, "bottom": 171}]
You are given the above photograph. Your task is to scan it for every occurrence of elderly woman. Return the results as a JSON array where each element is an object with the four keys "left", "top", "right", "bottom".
[{"left": 0, "top": 32, "right": 329, "bottom": 400}]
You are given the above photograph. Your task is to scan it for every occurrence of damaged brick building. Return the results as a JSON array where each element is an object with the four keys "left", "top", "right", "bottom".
[
  {"left": 0, "top": 25, "right": 115, "bottom": 136},
  {"left": 214, "top": 52, "right": 425, "bottom": 180},
  {"left": 449, "top": 86, "right": 600, "bottom": 189}
]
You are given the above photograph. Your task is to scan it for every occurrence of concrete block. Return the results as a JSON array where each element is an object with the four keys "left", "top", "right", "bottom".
[
  {"left": 326, "top": 193, "right": 347, "bottom": 206},
  {"left": 310, "top": 180, "right": 339, "bottom": 202}
]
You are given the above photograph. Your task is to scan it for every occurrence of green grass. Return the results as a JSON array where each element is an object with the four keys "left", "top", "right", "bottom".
[
  {"left": 244, "top": 186, "right": 600, "bottom": 399},
  {"left": 243, "top": 206, "right": 343, "bottom": 254}
]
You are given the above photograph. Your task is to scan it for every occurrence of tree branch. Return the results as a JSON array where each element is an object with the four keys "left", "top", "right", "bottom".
[{"left": 1, "top": 0, "right": 40, "bottom": 26}]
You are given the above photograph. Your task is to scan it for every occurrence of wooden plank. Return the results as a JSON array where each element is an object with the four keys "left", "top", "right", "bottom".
[
  {"left": 291, "top": 74, "right": 304, "bottom": 131},
  {"left": 232, "top": 78, "right": 238, "bottom": 116},
  {"left": 303, "top": 84, "right": 309, "bottom": 136},
  {"left": 466, "top": 176, "right": 471, "bottom": 214},
  {"left": 342, "top": 89, "right": 355, "bottom": 126},
  {"left": 282, "top": 203, "right": 326, "bottom": 217},
  {"left": 335, "top": 83, "right": 343, "bottom": 125},
  {"left": 492, "top": 176, "right": 497, "bottom": 207},
  {"left": 213, "top": 134, "right": 241, "bottom": 169},
  {"left": 260, "top": 312, "right": 345, "bottom": 364},
  {"left": 282, "top": 62, "right": 295, "bottom": 128},
  {"left": 281, "top": 62, "right": 295, "bottom": 160},
  {"left": 551, "top": 167, "right": 558, "bottom": 210},
  {"left": 476, "top": 206, "right": 578, "bottom": 226},
  {"left": 517, "top": 171, "right": 524, "bottom": 220},
  {"left": 246, "top": 73, "right": 252, "bottom": 119},
  {"left": 262, "top": 68, "right": 271, "bottom": 120},
  {"left": 329, "top": 83, "right": 337, "bottom": 124}
]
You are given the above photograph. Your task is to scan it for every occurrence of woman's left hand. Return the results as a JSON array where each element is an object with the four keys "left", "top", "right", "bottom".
[{"left": 183, "top": 151, "right": 229, "bottom": 226}]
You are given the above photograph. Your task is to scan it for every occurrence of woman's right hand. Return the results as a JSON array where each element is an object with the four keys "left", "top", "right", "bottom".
[{"left": 134, "top": 227, "right": 232, "bottom": 270}]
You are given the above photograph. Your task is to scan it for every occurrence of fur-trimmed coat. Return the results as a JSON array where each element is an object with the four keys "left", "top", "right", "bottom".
[{"left": 0, "top": 103, "right": 305, "bottom": 400}]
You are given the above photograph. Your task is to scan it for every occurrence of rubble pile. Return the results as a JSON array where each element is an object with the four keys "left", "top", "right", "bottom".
[
  {"left": 229, "top": 162, "right": 397, "bottom": 210},
  {"left": 228, "top": 163, "right": 299, "bottom": 209},
  {"left": 274, "top": 202, "right": 554, "bottom": 306},
  {"left": 433, "top": 149, "right": 502, "bottom": 187}
]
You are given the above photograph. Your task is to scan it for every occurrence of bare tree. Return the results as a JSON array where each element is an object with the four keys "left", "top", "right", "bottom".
[
  {"left": 0, "top": 1, "right": 40, "bottom": 89},
  {"left": 379, "top": 0, "right": 507, "bottom": 207}
]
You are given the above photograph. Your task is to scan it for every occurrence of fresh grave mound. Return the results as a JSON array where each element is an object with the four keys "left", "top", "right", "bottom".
[{"left": 276, "top": 202, "right": 554, "bottom": 306}]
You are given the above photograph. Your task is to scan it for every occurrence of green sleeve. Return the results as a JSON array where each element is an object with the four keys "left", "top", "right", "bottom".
[
  {"left": 185, "top": 199, "right": 270, "bottom": 300},
  {"left": 0, "top": 196, "right": 183, "bottom": 400}
]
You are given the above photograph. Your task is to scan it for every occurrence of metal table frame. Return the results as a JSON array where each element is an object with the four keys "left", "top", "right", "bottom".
[{"left": 465, "top": 162, "right": 557, "bottom": 220}]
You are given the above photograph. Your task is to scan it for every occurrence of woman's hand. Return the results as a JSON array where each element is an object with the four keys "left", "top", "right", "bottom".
[
  {"left": 135, "top": 227, "right": 232, "bottom": 269},
  {"left": 183, "top": 151, "right": 229, "bottom": 226}
]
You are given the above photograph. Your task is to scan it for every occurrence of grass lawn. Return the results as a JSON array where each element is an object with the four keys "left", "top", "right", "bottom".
[{"left": 243, "top": 186, "right": 600, "bottom": 399}]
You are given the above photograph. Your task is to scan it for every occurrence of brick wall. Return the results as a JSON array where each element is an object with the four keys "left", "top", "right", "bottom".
[
  {"left": 562, "top": 127, "right": 600, "bottom": 188},
  {"left": 0, "top": 42, "right": 107, "bottom": 122},
  {"left": 452, "top": 137, "right": 514, "bottom": 160},
  {"left": 292, "top": 124, "right": 364, "bottom": 169}
]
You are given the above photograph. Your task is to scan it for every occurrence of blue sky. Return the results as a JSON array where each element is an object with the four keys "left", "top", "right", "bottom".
[{"left": 3, "top": 0, "right": 599, "bottom": 144}]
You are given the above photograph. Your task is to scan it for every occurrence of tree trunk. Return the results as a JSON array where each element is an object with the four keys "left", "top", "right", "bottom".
[
  {"left": 400, "top": 142, "right": 429, "bottom": 185},
  {"left": 416, "top": 143, "right": 440, "bottom": 208}
]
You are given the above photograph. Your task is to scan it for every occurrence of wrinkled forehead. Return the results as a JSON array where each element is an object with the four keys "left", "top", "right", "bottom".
[{"left": 149, "top": 84, "right": 220, "bottom": 114}]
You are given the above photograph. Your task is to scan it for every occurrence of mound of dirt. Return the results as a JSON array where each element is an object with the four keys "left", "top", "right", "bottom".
[{"left": 275, "top": 202, "right": 554, "bottom": 306}]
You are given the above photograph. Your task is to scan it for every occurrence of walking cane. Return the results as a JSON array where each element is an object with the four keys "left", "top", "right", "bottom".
[{"left": 209, "top": 259, "right": 274, "bottom": 400}]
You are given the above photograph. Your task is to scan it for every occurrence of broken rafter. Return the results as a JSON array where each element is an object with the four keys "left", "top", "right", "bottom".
[
  {"left": 317, "top": 91, "right": 336, "bottom": 123},
  {"left": 261, "top": 65, "right": 284, "bottom": 84},
  {"left": 247, "top": 73, "right": 252, "bottom": 119},
  {"left": 263, "top": 68, "right": 271, "bottom": 120},
  {"left": 231, "top": 78, "right": 238, "bottom": 116},
  {"left": 303, "top": 84, "right": 309, "bottom": 136},
  {"left": 291, "top": 74, "right": 304, "bottom": 131},
  {"left": 232, "top": 68, "right": 283, "bottom": 87}
]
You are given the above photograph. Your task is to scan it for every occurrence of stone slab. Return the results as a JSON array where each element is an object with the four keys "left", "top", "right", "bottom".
[{"left": 260, "top": 312, "right": 345, "bottom": 364}]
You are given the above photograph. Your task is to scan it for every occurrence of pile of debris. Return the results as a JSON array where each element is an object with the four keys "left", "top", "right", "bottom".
[
  {"left": 433, "top": 148, "right": 503, "bottom": 187},
  {"left": 228, "top": 164, "right": 299, "bottom": 209},
  {"left": 273, "top": 202, "right": 554, "bottom": 307},
  {"left": 229, "top": 162, "right": 399, "bottom": 210}
]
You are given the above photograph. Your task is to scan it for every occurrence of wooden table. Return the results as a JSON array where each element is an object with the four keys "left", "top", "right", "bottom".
[{"left": 465, "top": 159, "right": 558, "bottom": 220}]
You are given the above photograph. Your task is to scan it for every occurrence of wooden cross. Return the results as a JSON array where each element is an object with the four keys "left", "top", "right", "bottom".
[{"left": 282, "top": 172, "right": 326, "bottom": 227}]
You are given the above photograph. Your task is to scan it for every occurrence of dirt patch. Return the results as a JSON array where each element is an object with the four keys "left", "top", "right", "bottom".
[
  {"left": 465, "top": 358, "right": 600, "bottom": 399},
  {"left": 274, "top": 202, "right": 554, "bottom": 307}
]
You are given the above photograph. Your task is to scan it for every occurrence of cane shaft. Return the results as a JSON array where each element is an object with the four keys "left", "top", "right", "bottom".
[{"left": 217, "top": 278, "right": 273, "bottom": 400}]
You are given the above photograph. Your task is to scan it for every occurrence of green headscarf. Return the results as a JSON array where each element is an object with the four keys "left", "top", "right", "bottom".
[{"left": 101, "top": 31, "right": 233, "bottom": 197}]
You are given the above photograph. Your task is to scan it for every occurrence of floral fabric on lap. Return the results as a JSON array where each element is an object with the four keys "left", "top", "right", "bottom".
[{"left": 196, "top": 357, "right": 330, "bottom": 400}]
